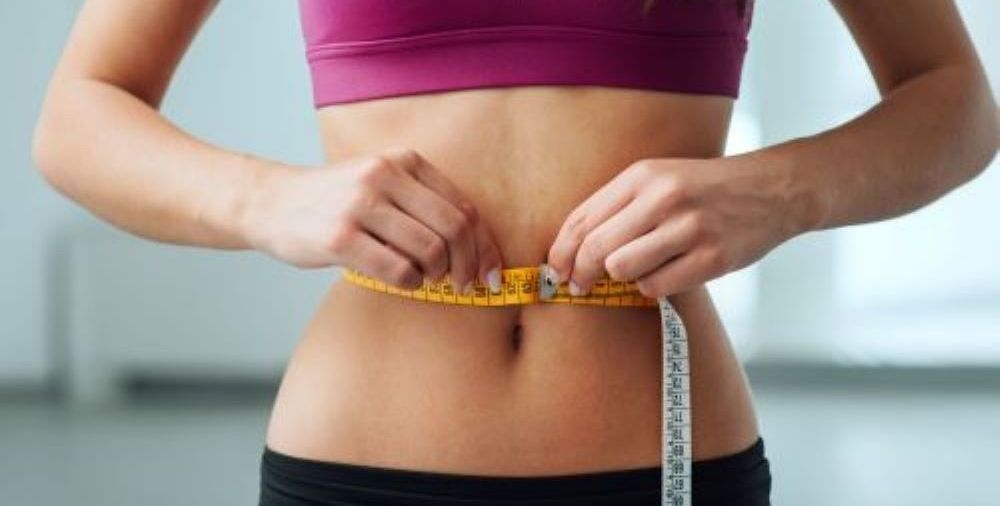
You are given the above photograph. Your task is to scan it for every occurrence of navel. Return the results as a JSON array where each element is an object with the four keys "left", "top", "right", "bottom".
[{"left": 510, "top": 322, "right": 523, "bottom": 352}]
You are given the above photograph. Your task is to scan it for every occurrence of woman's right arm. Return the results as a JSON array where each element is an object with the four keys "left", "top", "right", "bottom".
[
  {"left": 32, "top": 0, "right": 503, "bottom": 292},
  {"left": 32, "top": 0, "right": 258, "bottom": 249}
]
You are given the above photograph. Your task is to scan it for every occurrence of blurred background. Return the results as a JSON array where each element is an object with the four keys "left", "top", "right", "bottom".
[{"left": 2, "top": 1, "right": 998, "bottom": 505}]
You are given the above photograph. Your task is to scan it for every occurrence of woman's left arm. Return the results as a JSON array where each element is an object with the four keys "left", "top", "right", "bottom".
[
  {"left": 760, "top": 0, "right": 998, "bottom": 230},
  {"left": 546, "top": 0, "right": 998, "bottom": 298}
]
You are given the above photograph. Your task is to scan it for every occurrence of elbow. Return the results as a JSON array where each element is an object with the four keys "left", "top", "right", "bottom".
[
  {"left": 967, "top": 103, "right": 999, "bottom": 180},
  {"left": 31, "top": 103, "right": 61, "bottom": 185},
  {"left": 32, "top": 92, "right": 75, "bottom": 193},
  {"left": 962, "top": 69, "right": 999, "bottom": 178},
  {"left": 981, "top": 106, "right": 999, "bottom": 171},
  {"left": 31, "top": 123, "right": 53, "bottom": 177}
]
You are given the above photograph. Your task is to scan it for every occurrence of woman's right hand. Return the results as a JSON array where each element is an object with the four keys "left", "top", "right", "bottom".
[{"left": 242, "top": 146, "right": 503, "bottom": 294}]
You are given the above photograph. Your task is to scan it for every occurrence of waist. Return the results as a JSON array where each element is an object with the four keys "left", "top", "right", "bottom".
[
  {"left": 296, "top": 277, "right": 673, "bottom": 404},
  {"left": 266, "top": 275, "right": 758, "bottom": 473},
  {"left": 269, "top": 278, "right": 668, "bottom": 473}
]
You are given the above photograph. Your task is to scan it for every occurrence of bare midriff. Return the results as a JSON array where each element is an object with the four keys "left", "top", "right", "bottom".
[{"left": 264, "top": 85, "right": 760, "bottom": 476}]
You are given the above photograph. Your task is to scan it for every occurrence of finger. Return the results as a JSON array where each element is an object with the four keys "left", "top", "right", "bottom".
[
  {"left": 356, "top": 198, "right": 449, "bottom": 282},
  {"left": 604, "top": 212, "right": 699, "bottom": 282},
  {"left": 390, "top": 179, "right": 477, "bottom": 291},
  {"left": 339, "top": 227, "right": 423, "bottom": 290},
  {"left": 569, "top": 193, "right": 663, "bottom": 294},
  {"left": 378, "top": 151, "right": 478, "bottom": 291},
  {"left": 545, "top": 173, "right": 639, "bottom": 288},
  {"left": 402, "top": 151, "right": 503, "bottom": 290},
  {"left": 388, "top": 147, "right": 468, "bottom": 207},
  {"left": 471, "top": 216, "right": 504, "bottom": 294},
  {"left": 634, "top": 246, "right": 722, "bottom": 298},
  {"left": 401, "top": 150, "right": 496, "bottom": 288}
]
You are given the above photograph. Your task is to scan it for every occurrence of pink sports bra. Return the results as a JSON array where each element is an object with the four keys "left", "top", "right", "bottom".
[{"left": 297, "top": 0, "right": 754, "bottom": 107}]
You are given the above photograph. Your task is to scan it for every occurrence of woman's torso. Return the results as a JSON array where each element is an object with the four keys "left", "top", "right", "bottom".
[{"left": 264, "top": 84, "right": 760, "bottom": 475}]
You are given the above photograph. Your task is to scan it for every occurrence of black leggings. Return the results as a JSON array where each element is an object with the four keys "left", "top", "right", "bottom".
[{"left": 258, "top": 437, "right": 771, "bottom": 505}]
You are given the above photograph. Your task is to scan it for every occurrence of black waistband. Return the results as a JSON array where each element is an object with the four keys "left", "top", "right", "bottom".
[{"left": 260, "top": 437, "right": 770, "bottom": 505}]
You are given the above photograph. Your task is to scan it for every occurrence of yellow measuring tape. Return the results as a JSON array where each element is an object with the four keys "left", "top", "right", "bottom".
[
  {"left": 340, "top": 264, "right": 658, "bottom": 307},
  {"left": 339, "top": 263, "right": 691, "bottom": 506}
]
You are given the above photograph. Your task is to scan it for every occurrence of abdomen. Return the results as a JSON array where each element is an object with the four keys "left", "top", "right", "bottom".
[{"left": 264, "top": 84, "right": 760, "bottom": 474}]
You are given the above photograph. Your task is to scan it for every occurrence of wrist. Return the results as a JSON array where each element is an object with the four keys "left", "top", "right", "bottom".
[
  {"left": 733, "top": 140, "right": 831, "bottom": 238},
  {"left": 199, "top": 152, "right": 293, "bottom": 250},
  {"left": 236, "top": 155, "right": 299, "bottom": 251}
]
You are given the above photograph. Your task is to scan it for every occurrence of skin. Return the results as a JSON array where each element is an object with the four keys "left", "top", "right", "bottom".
[{"left": 34, "top": 0, "right": 997, "bottom": 477}]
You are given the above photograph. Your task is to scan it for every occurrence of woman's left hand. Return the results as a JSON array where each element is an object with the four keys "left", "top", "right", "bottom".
[{"left": 544, "top": 155, "right": 813, "bottom": 298}]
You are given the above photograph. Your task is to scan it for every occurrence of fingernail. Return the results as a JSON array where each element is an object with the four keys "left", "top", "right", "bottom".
[
  {"left": 462, "top": 281, "right": 474, "bottom": 296},
  {"left": 569, "top": 280, "right": 583, "bottom": 296},
  {"left": 546, "top": 266, "right": 561, "bottom": 285},
  {"left": 487, "top": 268, "right": 502, "bottom": 294}
]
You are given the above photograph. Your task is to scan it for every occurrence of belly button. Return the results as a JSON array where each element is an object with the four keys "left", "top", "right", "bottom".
[{"left": 510, "top": 323, "right": 523, "bottom": 351}]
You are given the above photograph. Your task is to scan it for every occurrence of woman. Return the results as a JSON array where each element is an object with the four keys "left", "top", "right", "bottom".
[{"left": 32, "top": 0, "right": 997, "bottom": 505}]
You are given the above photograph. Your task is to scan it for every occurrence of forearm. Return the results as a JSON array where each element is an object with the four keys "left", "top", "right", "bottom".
[
  {"left": 32, "top": 77, "right": 288, "bottom": 249},
  {"left": 738, "top": 63, "right": 998, "bottom": 235}
]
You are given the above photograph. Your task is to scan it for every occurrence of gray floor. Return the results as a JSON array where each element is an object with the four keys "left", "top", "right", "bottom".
[{"left": 2, "top": 370, "right": 1000, "bottom": 506}]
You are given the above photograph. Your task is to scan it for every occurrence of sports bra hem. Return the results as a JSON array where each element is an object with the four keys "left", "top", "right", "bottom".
[
  {"left": 306, "top": 24, "right": 748, "bottom": 107},
  {"left": 306, "top": 24, "right": 746, "bottom": 59}
]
